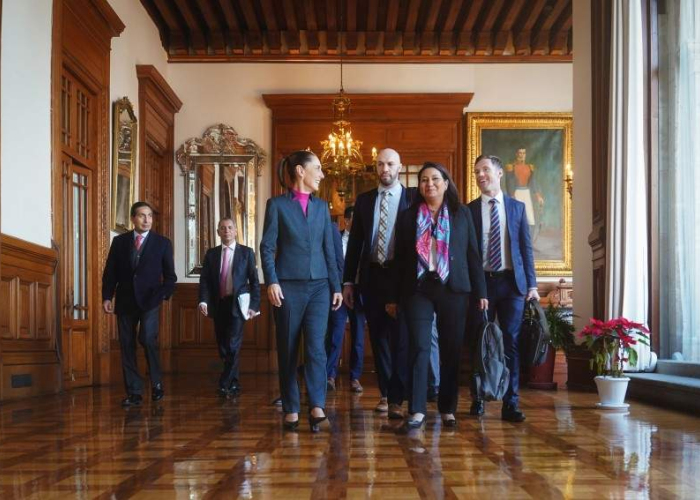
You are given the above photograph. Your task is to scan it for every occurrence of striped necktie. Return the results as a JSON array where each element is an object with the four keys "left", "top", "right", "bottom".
[
  {"left": 377, "top": 191, "right": 390, "bottom": 264},
  {"left": 487, "top": 199, "right": 502, "bottom": 271}
]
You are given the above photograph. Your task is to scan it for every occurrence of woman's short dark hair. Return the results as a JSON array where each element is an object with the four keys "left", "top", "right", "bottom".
[
  {"left": 277, "top": 150, "right": 318, "bottom": 188},
  {"left": 415, "top": 162, "right": 460, "bottom": 212},
  {"left": 130, "top": 201, "right": 154, "bottom": 217}
]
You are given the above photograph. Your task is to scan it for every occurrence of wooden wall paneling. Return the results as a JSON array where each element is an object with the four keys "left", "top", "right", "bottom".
[
  {"left": 0, "top": 235, "right": 60, "bottom": 401},
  {"left": 51, "top": 0, "right": 124, "bottom": 392},
  {"left": 135, "top": 65, "right": 182, "bottom": 376},
  {"left": 170, "top": 283, "right": 274, "bottom": 374},
  {"left": 263, "top": 93, "right": 470, "bottom": 374},
  {"left": 589, "top": 0, "right": 612, "bottom": 319}
]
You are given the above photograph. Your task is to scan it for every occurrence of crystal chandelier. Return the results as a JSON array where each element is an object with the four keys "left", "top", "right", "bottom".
[{"left": 319, "top": 9, "right": 375, "bottom": 199}]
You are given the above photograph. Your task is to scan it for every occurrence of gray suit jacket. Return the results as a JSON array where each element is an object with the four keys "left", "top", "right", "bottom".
[{"left": 260, "top": 191, "right": 340, "bottom": 293}]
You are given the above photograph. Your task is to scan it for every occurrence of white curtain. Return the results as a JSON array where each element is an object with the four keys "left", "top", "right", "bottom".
[
  {"left": 605, "top": 0, "right": 651, "bottom": 371},
  {"left": 659, "top": 0, "right": 700, "bottom": 362}
]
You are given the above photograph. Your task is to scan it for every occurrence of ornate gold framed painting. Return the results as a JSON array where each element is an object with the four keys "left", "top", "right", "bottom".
[
  {"left": 466, "top": 112, "right": 572, "bottom": 276},
  {"left": 111, "top": 97, "right": 137, "bottom": 233}
]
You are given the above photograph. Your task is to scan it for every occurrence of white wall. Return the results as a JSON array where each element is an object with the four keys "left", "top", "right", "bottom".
[
  {"left": 108, "top": 0, "right": 168, "bottom": 239},
  {"left": 1, "top": 0, "right": 53, "bottom": 247},
  {"left": 166, "top": 62, "right": 573, "bottom": 281},
  {"left": 572, "top": 0, "right": 594, "bottom": 330}
]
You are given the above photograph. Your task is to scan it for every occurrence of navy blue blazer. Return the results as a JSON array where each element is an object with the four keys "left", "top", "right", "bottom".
[
  {"left": 467, "top": 195, "right": 537, "bottom": 295},
  {"left": 102, "top": 230, "right": 177, "bottom": 315},
  {"left": 198, "top": 243, "right": 261, "bottom": 317},
  {"left": 260, "top": 191, "right": 340, "bottom": 293},
  {"left": 391, "top": 204, "right": 487, "bottom": 302},
  {"left": 332, "top": 223, "right": 344, "bottom": 278},
  {"left": 343, "top": 185, "right": 416, "bottom": 288}
]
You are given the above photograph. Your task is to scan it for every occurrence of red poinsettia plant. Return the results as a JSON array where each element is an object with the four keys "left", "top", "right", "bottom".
[{"left": 579, "top": 317, "right": 650, "bottom": 377}]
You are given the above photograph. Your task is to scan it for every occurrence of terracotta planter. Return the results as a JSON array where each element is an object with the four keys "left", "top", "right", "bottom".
[
  {"left": 527, "top": 347, "right": 557, "bottom": 390},
  {"left": 564, "top": 345, "right": 597, "bottom": 391}
]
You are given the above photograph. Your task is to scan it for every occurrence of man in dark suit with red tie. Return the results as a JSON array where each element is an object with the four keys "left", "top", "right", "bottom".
[
  {"left": 468, "top": 155, "right": 540, "bottom": 422},
  {"left": 102, "top": 201, "right": 177, "bottom": 407},
  {"left": 198, "top": 218, "right": 261, "bottom": 397}
]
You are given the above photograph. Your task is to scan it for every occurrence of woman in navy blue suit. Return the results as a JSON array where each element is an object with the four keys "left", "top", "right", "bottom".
[{"left": 260, "top": 150, "right": 343, "bottom": 431}]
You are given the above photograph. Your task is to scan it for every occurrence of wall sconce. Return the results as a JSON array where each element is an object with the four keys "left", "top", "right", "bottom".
[{"left": 565, "top": 163, "right": 573, "bottom": 198}]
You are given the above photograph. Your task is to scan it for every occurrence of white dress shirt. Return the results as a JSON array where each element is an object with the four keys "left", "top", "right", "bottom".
[{"left": 480, "top": 191, "right": 512, "bottom": 271}]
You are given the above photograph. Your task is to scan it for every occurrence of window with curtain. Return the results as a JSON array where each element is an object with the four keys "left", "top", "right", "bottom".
[{"left": 658, "top": 0, "right": 700, "bottom": 362}]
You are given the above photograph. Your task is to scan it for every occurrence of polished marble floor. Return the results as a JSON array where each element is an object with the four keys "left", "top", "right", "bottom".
[{"left": 1, "top": 374, "right": 699, "bottom": 499}]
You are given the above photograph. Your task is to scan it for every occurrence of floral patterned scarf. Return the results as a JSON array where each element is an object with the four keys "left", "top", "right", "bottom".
[{"left": 416, "top": 202, "right": 450, "bottom": 283}]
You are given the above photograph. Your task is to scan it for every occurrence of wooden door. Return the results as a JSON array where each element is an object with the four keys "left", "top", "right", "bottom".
[{"left": 59, "top": 69, "right": 98, "bottom": 388}]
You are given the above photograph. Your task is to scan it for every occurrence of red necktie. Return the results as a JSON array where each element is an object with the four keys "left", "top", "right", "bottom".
[
  {"left": 219, "top": 247, "right": 230, "bottom": 298},
  {"left": 135, "top": 234, "right": 144, "bottom": 251}
]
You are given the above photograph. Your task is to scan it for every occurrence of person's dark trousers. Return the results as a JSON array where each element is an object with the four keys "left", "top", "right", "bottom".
[
  {"left": 361, "top": 265, "right": 408, "bottom": 405},
  {"left": 117, "top": 306, "right": 162, "bottom": 395},
  {"left": 469, "top": 272, "right": 526, "bottom": 407},
  {"left": 215, "top": 296, "right": 246, "bottom": 391},
  {"left": 274, "top": 279, "right": 330, "bottom": 414},
  {"left": 347, "top": 288, "right": 366, "bottom": 380},
  {"left": 404, "top": 273, "right": 469, "bottom": 415},
  {"left": 326, "top": 303, "right": 349, "bottom": 379}
]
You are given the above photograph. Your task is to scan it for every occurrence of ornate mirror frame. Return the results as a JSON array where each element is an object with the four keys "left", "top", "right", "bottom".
[
  {"left": 111, "top": 97, "right": 137, "bottom": 233},
  {"left": 176, "top": 124, "right": 265, "bottom": 277}
]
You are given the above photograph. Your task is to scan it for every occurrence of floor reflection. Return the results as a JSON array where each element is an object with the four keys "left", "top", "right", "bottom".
[{"left": 0, "top": 374, "right": 699, "bottom": 498}]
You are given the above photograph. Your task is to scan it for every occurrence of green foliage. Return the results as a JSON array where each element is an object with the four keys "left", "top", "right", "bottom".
[{"left": 545, "top": 305, "right": 575, "bottom": 352}]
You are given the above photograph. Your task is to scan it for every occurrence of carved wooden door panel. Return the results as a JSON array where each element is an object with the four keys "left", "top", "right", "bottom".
[{"left": 59, "top": 69, "right": 97, "bottom": 388}]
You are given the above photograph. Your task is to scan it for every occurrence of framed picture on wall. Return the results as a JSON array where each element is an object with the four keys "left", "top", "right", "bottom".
[{"left": 465, "top": 112, "right": 573, "bottom": 277}]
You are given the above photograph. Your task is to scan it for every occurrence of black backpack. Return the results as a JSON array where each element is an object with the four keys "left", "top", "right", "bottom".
[
  {"left": 474, "top": 311, "right": 510, "bottom": 402},
  {"left": 521, "top": 298, "right": 551, "bottom": 367}
]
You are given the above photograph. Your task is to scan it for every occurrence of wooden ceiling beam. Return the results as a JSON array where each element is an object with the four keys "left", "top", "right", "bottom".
[
  {"left": 151, "top": 0, "right": 188, "bottom": 54},
  {"left": 346, "top": 0, "right": 357, "bottom": 31},
  {"left": 214, "top": 0, "right": 244, "bottom": 54},
  {"left": 532, "top": 0, "right": 568, "bottom": 55},
  {"left": 475, "top": 0, "right": 505, "bottom": 55},
  {"left": 260, "top": 0, "right": 281, "bottom": 53},
  {"left": 367, "top": 0, "right": 379, "bottom": 31},
  {"left": 438, "top": 0, "right": 463, "bottom": 55},
  {"left": 383, "top": 0, "right": 400, "bottom": 55},
  {"left": 238, "top": 0, "right": 262, "bottom": 53},
  {"left": 493, "top": 0, "right": 526, "bottom": 55},
  {"left": 282, "top": 0, "right": 298, "bottom": 31},
  {"left": 549, "top": 1, "right": 572, "bottom": 55},
  {"left": 456, "top": 0, "right": 483, "bottom": 56},
  {"left": 513, "top": 0, "right": 546, "bottom": 55},
  {"left": 197, "top": 0, "right": 226, "bottom": 54},
  {"left": 403, "top": 0, "right": 422, "bottom": 55},
  {"left": 173, "top": 0, "right": 207, "bottom": 53},
  {"left": 140, "top": 0, "right": 171, "bottom": 53},
  {"left": 423, "top": 0, "right": 443, "bottom": 33}
]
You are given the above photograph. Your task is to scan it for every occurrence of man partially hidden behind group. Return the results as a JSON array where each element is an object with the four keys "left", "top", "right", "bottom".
[
  {"left": 102, "top": 201, "right": 177, "bottom": 407},
  {"left": 198, "top": 218, "right": 261, "bottom": 397}
]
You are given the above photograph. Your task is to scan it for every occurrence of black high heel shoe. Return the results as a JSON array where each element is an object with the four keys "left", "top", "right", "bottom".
[
  {"left": 283, "top": 414, "right": 299, "bottom": 431},
  {"left": 308, "top": 408, "right": 328, "bottom": 433}
]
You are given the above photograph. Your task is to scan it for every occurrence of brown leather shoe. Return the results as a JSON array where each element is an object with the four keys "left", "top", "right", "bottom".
[
  {"left": 350, "top": 379, "right": 363, "bottom": 393},
  {"left": 375, "top": 397, "right": 388, "bottom": 412},
  {"left": 388, "top": 404, "right": 404, "bottom": 420}
]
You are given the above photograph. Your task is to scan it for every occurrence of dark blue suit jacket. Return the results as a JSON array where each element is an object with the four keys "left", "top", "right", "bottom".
[
  {"left": 260, "top": 191, "right": 340, "bottom": 293},
  {"left": 332, "top": 223, "right": 344, "bottom": 278},
  {"left": 467, "top": 195, "right": 537, "bottom": 295},
  {"left": 102, "top": 230, "right": 177, "bottom": 315},
  {"left": 198, "top": 244, "right": 261, "bottom": 317},
  {"left": 343, "top": 185, "right": 415, "bottom": 288}
]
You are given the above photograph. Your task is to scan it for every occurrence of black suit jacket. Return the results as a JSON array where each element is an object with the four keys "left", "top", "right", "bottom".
[
  {"left": 198, "top": 243, "right": 261, "bottom": 317},
  {"left": 343, "top": 185, "right": 416, "bottom": 289},
  {"left": 391, "top": 203, "right": 487, "bottom": 302},
  {"left": 260, "top": 191, "right": 340, "bottom": 292},
  {"left": 102, "top": 230, "right": 177, "bottom": 315},
  {"left": 467, "top": 195, "right": 537, "bottom": 295}
]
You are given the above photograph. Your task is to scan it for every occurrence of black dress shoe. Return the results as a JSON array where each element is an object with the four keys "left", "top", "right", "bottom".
[
  {"left": 469, "top": 400, "right": 485, "bottom": 416},
  {"left": 309, "top": 409, "right": 328, "bottom": 433},
  {"left": 441, "top": 414, "right": 457, "bottom": 427},
  {"left": 217, "top": 387, "right": 230, "bottom": 398},
  {"left": 501, "top": 404, "right": 526, "bottom": 423},
  {"left": 152, "top": 383, "right": 164, "bottom": 402},
  {"left": 121, "top": 394, "right": 143, "bottom": 407},
  {"left": 272, "top": 396, "right": 283, "bottom": 406},
  {"left": 229, "top": 383, "right": 241, "bottom": 396}
]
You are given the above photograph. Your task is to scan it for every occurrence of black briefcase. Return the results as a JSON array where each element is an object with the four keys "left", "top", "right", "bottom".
[{"left": 521, "top": 298, "right": 551, "bottom": 367}]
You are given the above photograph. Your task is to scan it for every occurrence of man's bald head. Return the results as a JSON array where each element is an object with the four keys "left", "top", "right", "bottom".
[{"left": 376, "top": 148, "right": 403, "bottom": 188}]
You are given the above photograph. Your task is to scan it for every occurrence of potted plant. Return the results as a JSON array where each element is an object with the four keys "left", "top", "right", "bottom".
[
  {"left": 579, "top": 317, "right": 650, "bottom": 408},
  {"left": 527, "top": 305, "right": 575, "bottom": 390}
]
